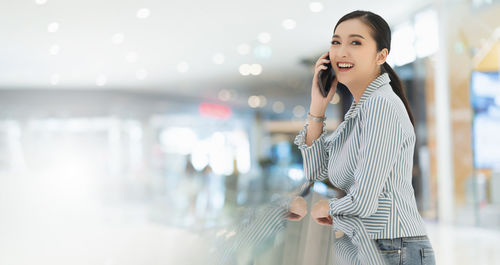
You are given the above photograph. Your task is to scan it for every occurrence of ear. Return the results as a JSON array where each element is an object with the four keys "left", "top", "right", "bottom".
[{"left": 376, "top": 48, "right": 388, "bottom": 65}]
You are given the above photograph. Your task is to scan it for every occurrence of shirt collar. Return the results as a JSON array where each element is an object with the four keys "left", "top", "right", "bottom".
[{"left": 343, "top": 72, "right": 391, "bottom": 120}]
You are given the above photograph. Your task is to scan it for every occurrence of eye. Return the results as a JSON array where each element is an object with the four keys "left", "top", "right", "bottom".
[
  {"left": 352, "top": 41, "right": 361, "bottom": 45},
  {"left": 331, "top": 40, "right": 340, "bottom": 45}
]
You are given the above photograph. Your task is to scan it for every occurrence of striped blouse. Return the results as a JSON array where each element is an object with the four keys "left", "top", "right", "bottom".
[{"left": 294, "top": 72, "right": 427, "bottom": 239}]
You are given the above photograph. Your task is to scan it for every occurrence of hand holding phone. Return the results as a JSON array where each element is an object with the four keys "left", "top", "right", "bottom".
[
  {"left": 317, "top": 54, "right": 336, "bottom": 97},
  {"left": 310, "top": 52, "right": 338, "bottom": 116}
]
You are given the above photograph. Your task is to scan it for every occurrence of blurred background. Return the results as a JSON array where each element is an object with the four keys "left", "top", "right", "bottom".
[{"left": 0, "top": 0, "right": 499, "bottom": 264}]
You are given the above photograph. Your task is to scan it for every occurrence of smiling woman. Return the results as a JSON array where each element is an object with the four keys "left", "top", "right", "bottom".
[{"left": 291, "top": 10, "right": 435, "bottom": 265}]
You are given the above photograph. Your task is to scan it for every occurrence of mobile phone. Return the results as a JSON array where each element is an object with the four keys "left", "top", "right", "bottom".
[{"left": 317, "top": 55, "right": 336, "bottom": 97}]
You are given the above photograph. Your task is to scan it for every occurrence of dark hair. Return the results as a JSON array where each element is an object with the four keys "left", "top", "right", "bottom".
[{"left": 334, "top": 10, "right": 415, "bottom": 128}]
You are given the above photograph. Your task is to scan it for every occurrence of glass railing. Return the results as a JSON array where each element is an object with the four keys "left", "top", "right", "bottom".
[{"left": 195, "top": 180, "right": 386, "bottom": 265}]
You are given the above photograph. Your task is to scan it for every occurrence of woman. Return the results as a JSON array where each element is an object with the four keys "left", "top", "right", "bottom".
[{"left": 289, "top": 10, "right": 436, "bottom": 265}]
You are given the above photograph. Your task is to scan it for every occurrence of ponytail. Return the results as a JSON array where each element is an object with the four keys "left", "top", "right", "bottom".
[{"left": 382, "top": 62, "right": 415, "bottom": 128}]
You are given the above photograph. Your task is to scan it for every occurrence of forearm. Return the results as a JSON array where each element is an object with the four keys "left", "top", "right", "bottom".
[
  {"left": 305, "top": 120, "right": 325, "bottom": 146},
  {"left": 293, "top": 106, "right": 329, "bottom": 182},
  {"left": 305, "top": 106, "right": 326, "bottom": 146}
]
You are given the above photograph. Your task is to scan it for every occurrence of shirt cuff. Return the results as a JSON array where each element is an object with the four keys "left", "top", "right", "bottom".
[
  {"left": 293, "top": 120, "right": 328, "bottom": 150},
  {"left": 330, "top": 215, "right": 363, "bottom": 238},
  {"left": 328, "top": 197, "right": 340, "bottom": 217}
]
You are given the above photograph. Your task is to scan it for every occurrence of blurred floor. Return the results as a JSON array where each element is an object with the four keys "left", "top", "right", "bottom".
[
  {"left": 0, "top": 205, "right": 210, "bottom": 265},
  {"left": 2, "top": 211, "right": 499, "bottom": 265},
  {"left": 426, "top": 222, "right": 500, "bottom": 265}
]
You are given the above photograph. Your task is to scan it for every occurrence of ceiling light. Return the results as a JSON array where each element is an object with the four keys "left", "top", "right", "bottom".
[
  {"left": 293, "top": 105, "right": 305, "bottom": 117},
  {"left": 112, "top": 33, "right": 125, "bottom": 45},
  {"left": 258, "top": 32, "right": 271, "bottom": 44},
  {"left": 47, "top": 22, "right": 59, "bottom": 33},
  {"left": 282, "top": 19, "right": 296, "bottom": 30},
  {"left": 250, "top": 64, "right": 262, "bottom": 75},
  {"left": 213, "top": 53, "right": 225, "bottom": 64},
  {"left": 239, "top": 64, "right": 251, "bottom": 76},
  {"left": 257, "top": 95, "right": 267, "bottom": 107},
  {"left": 137, "top": 8, "right": 150, "bottom": 19},
  {"left": 248, "top": 96, "right": 260, "bottom": 108},
  {"left": 273, "top": 101, "right": 285, "bottom": 113},
  {"left": 218, "top": 89, "right": 231, "bottom": 101},
  {"left": 49, "top": 44, "right": 60, "bottom": 55},
  {"left": 309, "top": 2, "right": 324, "bottom": 12}
]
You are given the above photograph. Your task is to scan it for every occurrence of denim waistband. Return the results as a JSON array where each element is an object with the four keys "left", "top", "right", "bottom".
[
  {"left": 375, "top": 235, "right": 429, "bottom": 243},
  {"left": 401, "top": 235, "right": 429, "bottom": 242}
]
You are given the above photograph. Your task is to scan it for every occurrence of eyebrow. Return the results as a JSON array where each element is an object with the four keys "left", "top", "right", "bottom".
[{"left": 332, "top": 34, "right": 366, "bottom": 39}]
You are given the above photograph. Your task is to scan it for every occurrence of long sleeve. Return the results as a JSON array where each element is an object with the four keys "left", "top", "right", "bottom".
[
  {"left": 328, "top": 96, "right": 405, "bottom": 218},
  {"left": 293, "top": 120, "right": 331, "bottom": 182},
  {"left": 331, "top": 216, "right": 386, "bottom": 265}
]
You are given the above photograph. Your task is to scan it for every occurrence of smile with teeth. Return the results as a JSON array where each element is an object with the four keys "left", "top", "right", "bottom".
[{"left": 337, "top": 62, "right": 354, "bottom": 69}]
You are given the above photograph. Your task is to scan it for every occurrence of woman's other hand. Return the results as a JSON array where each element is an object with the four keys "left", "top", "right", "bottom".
[
  {"left": 311, "top": 199, "right": 333, "bottom": 226},
  {"left": 286, "top": 196, "right": 307, "bottom": 221}
]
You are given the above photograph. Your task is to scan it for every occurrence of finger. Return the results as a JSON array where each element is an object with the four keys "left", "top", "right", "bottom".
[
  {"left": 287, "top": 212, "right": 303, "bottom": 220},
  {"left": 288, "top": 215, "right": 304, "bottom": 221},
  {"left": 319, "top": 217, "right": 333, "bottom": 225},
  {"left": 316, "top": 217, "right": 331, "bottom": 226},
  {"left": 315, "top": 58, "right": 330, "bottom": 67},
  {"left": 319, "top": 215, "right": 332, "bottom": 222},
  {"left": 316, "top": 65, "right": 328, "bottom": 71},
  {"left": 287, "top": 215, "right": 300, "bottom": 221},
  {"left": 289, "top": 210, "right": 306, "bottom": 217},
  {"left": 288, "top": 212, "right": 300, "bottom": 218}
]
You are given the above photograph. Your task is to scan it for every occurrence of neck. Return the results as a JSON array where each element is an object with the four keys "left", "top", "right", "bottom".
[{"left": 347, "top": 71, "right": 380, "bottom": 104}]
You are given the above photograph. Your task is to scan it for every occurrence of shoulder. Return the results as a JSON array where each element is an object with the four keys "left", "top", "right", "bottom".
[
  {"left": 363, "top": 82, "right": 407, "bottom": 115},
  {"left": 360, "top": 94, "right": 398, "bottom": 119},
  {"left": 359, "top": 89, "right": 402, "bottom": 131},
  {"left": 361, "top": 85, "right": 413, "bottom": 138}
]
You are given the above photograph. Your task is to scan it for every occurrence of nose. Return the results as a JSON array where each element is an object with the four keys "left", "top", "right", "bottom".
[{"left": 337, "top": 44, "right": 348, "bottom": 58}]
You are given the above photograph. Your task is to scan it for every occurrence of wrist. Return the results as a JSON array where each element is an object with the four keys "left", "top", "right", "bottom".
[
  {"left": 309, "top": 108, "right": 326, "bottom": 117},
  {"left": 307, "top": 112, "right": 326, "bottom": 122}
]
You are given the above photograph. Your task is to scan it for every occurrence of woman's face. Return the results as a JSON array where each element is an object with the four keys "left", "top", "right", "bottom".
[{"left": 329, "top": 18, "right": 387, "bottom": 87}]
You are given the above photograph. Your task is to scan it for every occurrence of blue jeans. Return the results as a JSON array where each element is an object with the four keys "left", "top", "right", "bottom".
[{"left": 374, "top": 235, "right": 435, "bottom": 265}]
